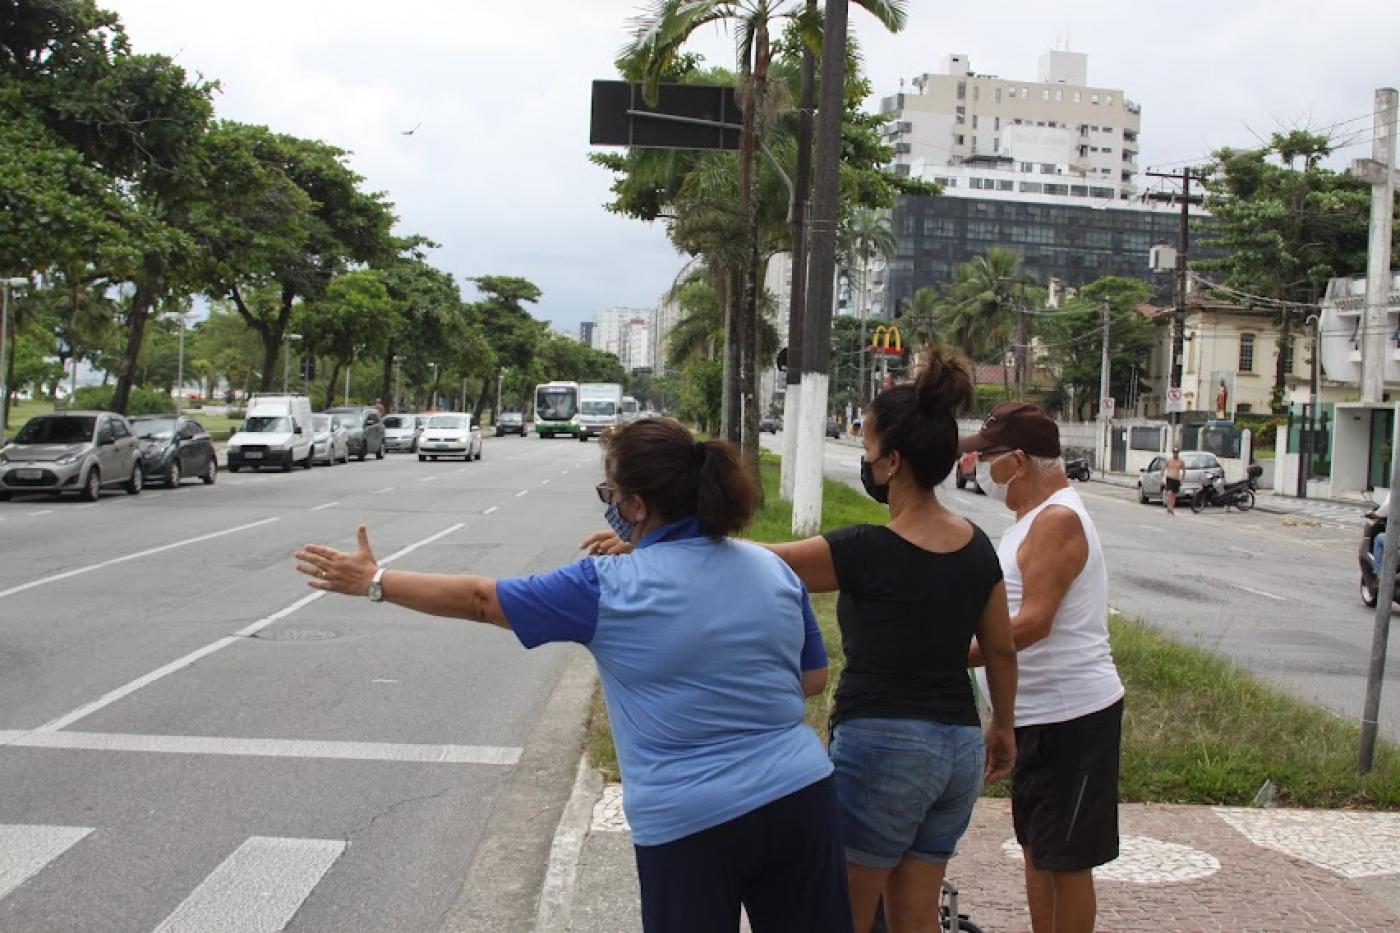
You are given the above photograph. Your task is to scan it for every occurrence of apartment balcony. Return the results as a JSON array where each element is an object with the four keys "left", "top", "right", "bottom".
[{"left": 1125, "top": 99, "right": 1142, "bottom": 115}]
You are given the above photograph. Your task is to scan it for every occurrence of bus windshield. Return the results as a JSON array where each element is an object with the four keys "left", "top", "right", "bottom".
[{"left": 536, "top": 388, "right": 577, "bottom": 421}]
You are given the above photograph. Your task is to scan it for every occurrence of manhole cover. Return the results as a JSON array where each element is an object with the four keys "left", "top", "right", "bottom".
[{"left": 258, "top": 628, "right": 337, "bottom": 642}]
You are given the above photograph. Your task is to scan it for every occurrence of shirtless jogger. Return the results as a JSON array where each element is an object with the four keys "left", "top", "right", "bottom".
[{"left": 1162, "top": 448, "right": 1185, "bottom": 515}]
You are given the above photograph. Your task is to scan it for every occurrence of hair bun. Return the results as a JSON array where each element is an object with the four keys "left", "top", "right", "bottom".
[{"left": 914, "top": 343, "right": 974, "bottom": 417}]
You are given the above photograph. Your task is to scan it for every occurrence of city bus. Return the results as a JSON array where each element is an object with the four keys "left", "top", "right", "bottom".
[{"left": 533, "top": 381, "right": 580, "bottom": 438}]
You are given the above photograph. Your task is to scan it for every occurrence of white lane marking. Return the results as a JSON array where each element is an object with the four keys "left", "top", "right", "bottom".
[
  {"left": 151, "top": 836, "right": 347, "bottom": 933},
  {"left": 0, "top": 824, "right": 94, "bottom": 902},
  {"left": 1223, "top": 581, "right": 1287, "bottom": 602},
  {"left": 456, "top": 468, "right": 469, "bottom": 474},
  {"left": 515, "top": 490, "right": 528, "bottom": 498},
  {"left": 75, "top": 503, "right": 98, "bottom": 510},
  {"left": 19, "top": 523, "right": 465, "bottom": 735},
  {"left": 540, "top": 479, "right": 551, "bottom": 485},
  {"left": 420, "top": 475, "right": 439, "bottom": 483},
  {"left": 1136, "top": 523, "right": 1166, "bottom": 535},
  {"left": 371, "top": 678, "right": 399, "bottom": 684},
  {"left": 0, "top": 517, "right": 281, "bottom": 602},
  {"left": 26, "top": 510, "right": 52, "bottom": 517},
  {"left": 143, "top": 492, "right": 163, "bottom": 500},
  {"left": 483, "top": 506, "right": 499, "bottom": 515},
  {"left": 309, "top": 501, "right": 339, "bottom": 512},
  {"left": 10, "top": 730, "right": 521, "bottom": 765},
  {"left": 373, "top": 486, "right": 396, "bottom": 494}
]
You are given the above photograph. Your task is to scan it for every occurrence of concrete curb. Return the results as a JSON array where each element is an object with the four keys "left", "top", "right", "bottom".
[{"left": 534, "top": 757, "right": 604, "bottom": 933}]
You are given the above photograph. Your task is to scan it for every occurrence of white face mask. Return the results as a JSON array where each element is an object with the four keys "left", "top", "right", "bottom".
[{"left": 977, "top": 454, "right": 1016, "bottom": 504}]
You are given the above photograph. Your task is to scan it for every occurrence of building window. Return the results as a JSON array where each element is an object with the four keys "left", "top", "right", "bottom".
[
  {"left": 973, "top": 85, "right": 980, "bottom": 102},
  {"left": 1020, "top": 162, "right": 1033, "bottom": 173},
  {"left": 955, "top": 106, "right": 966, "bottom": 125},
  {"left": 1092, "top": 93, "right": 1100, "bottom": 104},
  {"left": 955, "top": 134, "right": 965, "bottom": 145},
  {"left": 1055, "top": 89, "right": 1063, "bottom": 101},
  {"left": 1239, "top": 333, "right": 1255, "bottom": 372},
  {"left": 995, "top": 87, "right": 1002, "bottom": 103},
  {"left": 1044, "top": 183, "right": 1069, "bottom": 196},
  {"left": 1040, "top": 163, "right": 1057, "bottom": 174},
  {"left": 972, "top": 115, "right": 979, "bottom": 129},
  {"left": 994, "top": 116, "right": 1001, "bottom": 130},
  {"left": 1020, "top": 182, "right": 1043, "bottom": 193},
  {"left": 1103, "top": 125, "right": 1114, "bottom": 133},
  {"left": 1042, "top": 89, "right": 1050, "bottom": 101},
  {"left": 997, "top": 179, "right": 1014, "bottom": 191},
  {"left": 1102, "top": 147, "right": 1113, "bottom": 155},
  {"left": 1282, "top": 336, "right": 1296, "bottom": 375},
  {"left": 971, "top": 136, "right": 978, "bottom": 150},
  {"left": 1106, "top": 95, "right": 1114, "bottom": 106},
  {"left": 1074, "top": 91, "right": 1082, "bottom": 103},
  {"left": 1020, "top": 87, "right": 1029, "bottom": 98},
  {"left": 957, "top": 81, "right": 966, "bottom": 100},
  {"left": 1090, "top": 186, "right": 1115, "bottom": 198},
  {"left": 993, "top": 137, "right": 1000, "bottom": 152},
  {"left": 1070, "top": 185, "right": 1089, "bottom": 197}
]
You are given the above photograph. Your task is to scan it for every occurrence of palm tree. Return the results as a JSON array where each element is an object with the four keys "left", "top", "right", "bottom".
[
  {"left": 941, "top": 247, "right": 1033, "bottom": 398},
  {"left": 842, "top": 206, "right": 896, "bottom": 406},
  {"left": 621, "top": 0, "right": 909, "bottom": 473},
  {"left": 895, "top": 285, "right": 940, "bottom": 349}
]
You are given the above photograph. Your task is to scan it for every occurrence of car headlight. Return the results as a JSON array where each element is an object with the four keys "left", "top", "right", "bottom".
[
  {"left": 56, "top": 453, "right": 85, "bottom": 465},
  {"left": 227, "top": 445, "right": 240, "bottom": 454}
]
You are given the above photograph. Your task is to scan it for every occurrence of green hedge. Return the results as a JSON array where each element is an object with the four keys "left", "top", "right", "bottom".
[{"left": 72, "top": 385, "right": 176, "bottom": 416}]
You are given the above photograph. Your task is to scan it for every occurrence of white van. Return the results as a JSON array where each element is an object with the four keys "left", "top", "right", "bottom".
[{"left": 226, "top": 395, "right": 315, "bottom": 472}]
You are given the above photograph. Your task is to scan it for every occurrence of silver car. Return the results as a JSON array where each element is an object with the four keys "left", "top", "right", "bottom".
[
  {"left": 0, "top": 411, "right": 144, "bottom": 501},
  {"left": 312, "top": 414, "right": 351, "bottom": 465},
  {"left": 1138, "top": 451, "right": 1224, "bottom": 504},
  {"left": 382, "top": 414, "right": 420, "bottom": 452}
]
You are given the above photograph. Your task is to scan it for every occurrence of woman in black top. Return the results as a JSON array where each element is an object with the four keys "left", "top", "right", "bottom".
[{"left": 765, "top": 347, "right": 1018, "bottom": 932}]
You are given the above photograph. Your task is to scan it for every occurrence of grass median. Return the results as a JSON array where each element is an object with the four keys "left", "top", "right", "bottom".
[{"left": 585, "top": 456, "right": 1400, "bottom": 808}]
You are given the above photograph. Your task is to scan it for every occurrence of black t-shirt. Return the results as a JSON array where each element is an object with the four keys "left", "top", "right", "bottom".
[{"left": 823, "top": 523, "right": 1003, "bottom": 729}]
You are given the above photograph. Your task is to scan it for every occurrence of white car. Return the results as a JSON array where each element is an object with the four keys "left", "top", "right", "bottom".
[
  {"left": 311, "top": 414, "right": 351, "bottom": 465},
  {"left": 418, "top": 414, "right": 482, "bottom": 462}
]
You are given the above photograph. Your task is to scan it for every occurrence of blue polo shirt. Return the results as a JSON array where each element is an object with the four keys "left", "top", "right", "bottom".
[{"left": 497, "top": 515, "right": 832, "bottom": 846}]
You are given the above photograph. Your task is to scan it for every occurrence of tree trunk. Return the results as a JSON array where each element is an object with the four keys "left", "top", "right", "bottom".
[
  {"left": 381, "top": 343, "right": 396, "bottom": 405},
  {"left": 738, "top": 33, "right": 768, "bottom": 488},
  {"left": 112, "top": 279, "right": 158, "bottom": 415},
  {"left": 780, "top": 5, "right": 816, "bottom": 501},
  {"left": 722, "top": 269, "right": 742, "bottom": 443},
  {"left": 324, "top": 359, "right": 343, "bottom": 410},
  {"left": 473, "top": 370, "right": 494, "bottom": 420},
  {"left": 1272, "top": 309, "right": 1292, "bottom": 414}
]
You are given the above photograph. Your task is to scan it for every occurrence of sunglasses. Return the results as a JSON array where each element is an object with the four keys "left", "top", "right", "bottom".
[{"left": 595, "top": 481, "right": 615, "bottom": 504}]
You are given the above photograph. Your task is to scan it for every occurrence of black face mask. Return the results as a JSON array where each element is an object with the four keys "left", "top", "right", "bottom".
[{"left": 860, "top": 457, "right": 889, "bottom": 505}]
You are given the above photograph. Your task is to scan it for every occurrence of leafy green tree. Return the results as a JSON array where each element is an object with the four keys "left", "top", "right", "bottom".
[
  {"left": 895, "top": 285, "right": 940, "bottom": 349},
  {"left": 1199, "top": 131, "right": 1383, "bottom": 409},
  {"left": 937, "top": 247, "right": 1035, "bottom": 396},
  {"left": 295, "top": 270, "right": 399, "bottom": 408},
  {"left": 467, "top": 276, "right": 547, "bottom": 418},
  {"left": 1038, "top": 277, "right": 1155, "bottom": 420}
]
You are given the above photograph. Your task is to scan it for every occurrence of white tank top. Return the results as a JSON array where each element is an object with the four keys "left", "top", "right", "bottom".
[{"left": 982, "top": 486, "right": 1123, "bottom": 727}]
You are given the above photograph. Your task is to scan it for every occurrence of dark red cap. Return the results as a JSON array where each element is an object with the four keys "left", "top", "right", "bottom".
[{"left": 958, "top": 402, "right": 1061, "bottom": 458}]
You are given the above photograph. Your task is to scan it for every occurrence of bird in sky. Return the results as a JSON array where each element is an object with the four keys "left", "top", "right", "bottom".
[{"left": 402, "top": 122, "right": 421, "bottom": 136}]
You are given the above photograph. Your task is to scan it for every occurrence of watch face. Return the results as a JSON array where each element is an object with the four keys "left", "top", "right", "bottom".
[{"left": 368, "top": 581, "right": 383, "bottom": 601}]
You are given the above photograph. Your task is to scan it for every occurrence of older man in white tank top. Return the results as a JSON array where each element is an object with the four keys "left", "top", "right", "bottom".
[{"left": 963, "top": 402, "right": 1123, "bottom": 933}]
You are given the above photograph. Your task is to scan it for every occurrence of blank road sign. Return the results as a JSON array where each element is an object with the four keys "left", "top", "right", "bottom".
[{"left": 590, "top": 81, "right": 741, "bottom": 150}]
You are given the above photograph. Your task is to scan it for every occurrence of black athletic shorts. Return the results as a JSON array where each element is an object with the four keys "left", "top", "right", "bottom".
[
  {"left": 1165, "top": 477, "right": 1182, "bottom": 493},
  {"left": 1011, "top": 699, "right": 1123, "bottom": 872}
]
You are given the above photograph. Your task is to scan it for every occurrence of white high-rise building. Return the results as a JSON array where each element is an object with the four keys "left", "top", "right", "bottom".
[
  {"left": 652, "top": 289, "right": 683, "bottom": 376},
  {"left": 592, "top": 307, "right": 655, "bottom": 372}
]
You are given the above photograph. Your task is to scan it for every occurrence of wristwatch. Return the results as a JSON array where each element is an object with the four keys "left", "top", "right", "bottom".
[{"left": 367, "top": 567, "right": 387, "bottom": 602}]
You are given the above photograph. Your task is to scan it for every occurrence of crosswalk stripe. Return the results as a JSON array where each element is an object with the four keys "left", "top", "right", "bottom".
[
  {"left": 0, "top": 824, "right": 93, "bottom": 902},
  {"left": 151, "top": 836, "right": 346, "bottom": 933}
]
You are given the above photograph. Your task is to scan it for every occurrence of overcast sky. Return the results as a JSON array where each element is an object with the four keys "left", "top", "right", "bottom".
[{"left": 112, "top": 1, "right": 1399, "bottom": 333}]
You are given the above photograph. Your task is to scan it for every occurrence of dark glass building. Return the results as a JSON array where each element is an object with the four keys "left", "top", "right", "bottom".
[{"left": 884, "top": 194, "right": 1217, "bottom": 314}]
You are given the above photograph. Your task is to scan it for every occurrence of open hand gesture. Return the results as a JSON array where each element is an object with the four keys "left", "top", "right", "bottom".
[{"left": 295, "top": 524, "right": 380, "bottom": 596}]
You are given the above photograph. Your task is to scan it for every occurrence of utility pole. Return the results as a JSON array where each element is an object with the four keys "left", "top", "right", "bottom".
[
  {"left": 780, "top": 0, "right": 816, "bottom": 502},
  {"left": 1147, "top": 166, "right": 1199, "bottom": 443},
  {"left": 1355, "top": 86, "right": 1399, "bottom": 773},
  {"left": 1015, "top": 282, "right": 1030, "bottom": 397},
  {"left": 175, "top": 312, "right": 186, "bottom": 411},
  {"left": 792, "top": 0, "right": 848, "bottom": 536},
  {"left": 1099, "top": 298, "right": 1112, "bottom": 476}
]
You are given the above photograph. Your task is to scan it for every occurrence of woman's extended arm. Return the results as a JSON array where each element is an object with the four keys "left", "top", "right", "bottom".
[
  {"left": 295, "top": 525, "right": 508, "bottom": 627},
  {"left": 581, "top": 529, "right": 841, "bottom": 593}
]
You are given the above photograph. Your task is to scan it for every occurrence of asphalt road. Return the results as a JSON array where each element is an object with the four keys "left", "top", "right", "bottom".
[
  {"left": 0, "top": 434, "right": 607, "bottom": 932},
  {"left": 766, "top": 433, "right": 1400, "bottom": 745}
]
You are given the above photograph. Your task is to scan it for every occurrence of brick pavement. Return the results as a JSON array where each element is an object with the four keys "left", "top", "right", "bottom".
[{"left": 574, "top": 784, "right": 1400, "bottom": 932}]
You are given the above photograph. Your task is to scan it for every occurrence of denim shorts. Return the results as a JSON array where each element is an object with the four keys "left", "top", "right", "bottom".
[{"left": 830, "top": 717, "right": 985, "bottom": 869}]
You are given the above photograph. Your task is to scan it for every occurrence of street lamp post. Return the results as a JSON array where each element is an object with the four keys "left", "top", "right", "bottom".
[
  {"left": 283, "top": 332, "right": 302, "bottom": 394},
  {"left": 0, "top": 277, "right": 31, "bottom": 439},
  {"left": 344, "top": 350, "right": 353, "bottom": 406},
  {"left": 429, "top": 362, "right": 439, "bottom": 410},
  {"left": 175, "top": 311, "right": 187, "bottom": 410}
]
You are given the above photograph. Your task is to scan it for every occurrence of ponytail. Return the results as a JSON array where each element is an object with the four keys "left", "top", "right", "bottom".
[{"left": 603, "top": 420, "right": 757, "bottom": 537}]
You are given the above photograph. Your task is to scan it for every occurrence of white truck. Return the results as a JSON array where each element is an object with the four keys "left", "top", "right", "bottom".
[
  {"left": 226, "top": 394, "right": 315, "bottom": 472},
  {"left": 577, "top": 382, "right": 623, "bottom": 441}
]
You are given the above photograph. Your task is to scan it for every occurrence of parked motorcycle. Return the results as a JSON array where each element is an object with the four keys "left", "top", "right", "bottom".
[
  {"left": 1189, "top": 463, "right": 1262, "bottom": 513},
  {"left": 1359, "top": 513, "right": 1400, "bottom": 608},
  {"left": 1064, "top": 457, "right": 1091, "bottom": 482}
]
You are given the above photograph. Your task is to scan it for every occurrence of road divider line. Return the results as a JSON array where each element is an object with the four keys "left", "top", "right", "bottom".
[
  {"left": 27, "top": 510, "right": 53, "bottom": 517},
  {"left": 0, "top": 517, "right": 281, "bottom": 602},
  {"left": 420, "top": 475, "right": 439, "bottom": 483},
  {"left": 515, "top": 490, "right": 528, "bottom": 498},
  {"left": 151, "top": 836, "right": 346, "bottom": 933},
  {"left": 0, "top": 824, "right": 94, "bottom": 902},
  {"left": 310, "top": 502, "right": 339, "bottom": 512},
  {"left": 21, "top": 523, "right": 465, "bottom": 736},
  {"left": 1136, "top": 523, "right": 1167, "bottom": 535},
  {"left": 1223, "top": 581, "right": 1287, "bottom": 602},
  {"left": 373, "top": 486, "right": 396, "bottom": 494},
  {"left": 483, "top": 506, "right": 499, "bottom": 515},
  {"left": 540, "top": 479, "right": 551, "bottom": 485},
  {"left": 10, "top": 730, "right": 522, "bottom": 765}
]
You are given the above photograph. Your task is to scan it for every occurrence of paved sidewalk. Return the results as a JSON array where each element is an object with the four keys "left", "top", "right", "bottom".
[
  {"left": 1092, "top": 472, "right": 1370, "bottom": 528},
  {"left": 556, "top": 778, "right": 1400, "bottom": 932}
]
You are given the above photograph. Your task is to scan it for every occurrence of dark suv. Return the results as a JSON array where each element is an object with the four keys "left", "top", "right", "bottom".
[
  {"left": 324, "top": 407, "right": 385, "bottom": 460},
  {"left": 496, "top": 411, "right": 526, "bottom": 437}
]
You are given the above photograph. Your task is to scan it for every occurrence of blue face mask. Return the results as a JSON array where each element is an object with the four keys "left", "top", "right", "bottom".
[{"left": 605, "top": 502, "right": 636, "bottom": 542}]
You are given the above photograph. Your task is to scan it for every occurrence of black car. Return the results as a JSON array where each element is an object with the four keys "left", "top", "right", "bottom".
[
  {"left": 759, "top": 417, "right": 780, "bottom": 433},
  {"left": 825, "top": 419, "right": 841, "bottom": 439},
  {"left": 324, "top": 406, "right": 386, "bottom": 460},
  {"left": 496, "top": 411, "right": 526, "bottom": 436},
  {"left": 130, "top": 415, "right": 219, "bottom": 487}
]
